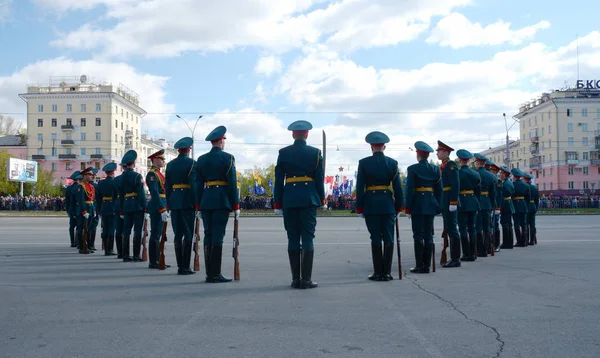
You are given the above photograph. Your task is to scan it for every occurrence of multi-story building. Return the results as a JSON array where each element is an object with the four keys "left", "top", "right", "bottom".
[
  {"left": 19, "top": 75, "right": 146, "bottom": 185},
  {"left": 0, "top": 135, "right": 27, "bottom": 159},
  {"left": 514, "top": 87, "right": 600, "bottom": 196},
  {"left": 480, "top": 140, "right": 523, "bottom": 171},
  {"left": 138, "top": 134, "right": 178, "bottom": 181}
]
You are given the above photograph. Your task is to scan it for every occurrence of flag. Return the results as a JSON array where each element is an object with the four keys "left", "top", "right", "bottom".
[{"left": 268, "top": 178, "right": 273, "bottom": 187}]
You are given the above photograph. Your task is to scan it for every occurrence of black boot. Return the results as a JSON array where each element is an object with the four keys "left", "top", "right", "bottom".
[
  {"left": 208, "top": 245, "right": 230, "bottom": 282},
  {"left": 204, "top": 244, "right": 212, "bottom": 282},
  {"left": 178, "top": 240, "right": 196, "bottom": 275},
  {"left": 532, "top": 228, "right": 537, "bottom": 245},
  {"left": 469, "top": 233, "right": 478, "bottom": 261},
  {"left": 116, "top": 233, "right": 123, "bottom": 258},
  {"left": 410, "top": 240, "right": 424, "bottom": 273},
  {"left": 301, "top": 249, "right": 318, "bottom": 288},
  {"left": 148, "top": 241, "right": 159, "bottom": 269},
  {"left": 122, "top": 235, "right": 132, "bottom": 261},
  {"left": 369, "top": 243, "right": 383, "bottom": 281},
  {"left": 107, "top": 235, "right": 116, "bottom": 255},
  {"left": 507, "top": 228, "right": 514, "bottom": 249},
  {"left": 523, "top": 226, "right": 529, "bottom": 247},
  {"left": 500, "top": 227, "right": 511, "bottom": 249},
  {"left": 69, "top": 227, "right": 76, "bottom": 247},
  {"left": 382, "top": 243, "right": 394, "bottom": 281},
  {"left": 515, "top": 227, "right": 524, "bottom": 247},
  {"left": 442, "top": 235, "right": 461, "bottom": 268},
  {"left": 477, "top": 232, "right": 488, "bottom": 257},
  {"left": 174, "top": 239, "right": 183, "bottom": 273},
  {"left": 288, "top": 250, "right": 302, "bottom": 288},
  {"left": 88, "top": 230, "right": 96, "bottom": 252},
  {"left": 460, "top": 235, "right": 473, "bottom": 261},
  {"left": 132, "top": 235, "right": 143, "bottom": 261},
  {"left": 494, "top": 229, "right": 501, "bottom": 252},
  {"left": 419, "top": 241, "right": 432, "bottom": 274},
  {"left": 102, "top": 233, "right": 109, "bottom": 256}
]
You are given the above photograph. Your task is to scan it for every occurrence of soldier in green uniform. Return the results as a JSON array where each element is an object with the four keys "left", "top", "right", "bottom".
[
  {"left": 274, "top": 120, "right": 326, "bottom": 289},
  {"left": 118, "top": 150, "right": 147, "bottom": 262},
  {"left": 195, "top": 126, "right": 240, "bottom": 283},
  {"left": 76, "top": 167, "right": 98, "bottom": 254},
  {"left": 511, "top": 168, "right": 530, "bottom": 247},
  {"left": 455, "top": 150, "right": 481, "bottom": 262},
  {"left": 405, "top": 141, "right": 442, "bottom": 274},
  {"left": 113, "top": 163, "right": 127, "bottom": 259},
  {"left": 165, "top": 137, "right": 197, "bottom": 275},
  {"left": 485, "top": 161, "right": 503, "bottom": 252},
  {"left": 96, "top": 163, "right": 118, "bottom": 256},
  {"left": 523, "top": 173, "right": 539, "bottom": 245},
  {"left": 436, "top": 141, "right": 461, "bottom": 268},
  {"left": 498, "top": 167, "right": 515, "bottom": 249},
  {"left": 146, "top": 149, "right": 170, "bottom": 269},
  {"left": 88, "top": 171, "right": 100, "bottom": 252},
  {"left": 65, "top": 171, "right": 82, "bottom": 248},
  {"left": 473, "top": 154, "right": 497, "bottom": 257},
  {"left": 355, "top": 131, "right": 404, "bottom": 281}
]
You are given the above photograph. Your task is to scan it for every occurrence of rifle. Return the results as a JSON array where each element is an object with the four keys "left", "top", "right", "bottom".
[
  {"left": 158, "top": 221, "right": 168, "bottom": 270},
  {"left": 395, "top": 217, "right": 402, "bottom": 280},
  {"left": 489, "top": 214, "right": 495, "bottom": 256},
  {"left": 101, "top": 217, "right": 104, "bottom": 250},
  {"left": 440, "top": 225, "right": 448, "bottom": 265},
  {"left": 81, "top": 217, "right": 89, "bottom": 254},
  {"left": 142, "top": 215, "right": 148, "bottom": 262},
  {"left": 233, "top": 218, "right": 240, "bottom": 281},
  {"left": 193, "top": 217, "right": 200, "bottom": 272}
]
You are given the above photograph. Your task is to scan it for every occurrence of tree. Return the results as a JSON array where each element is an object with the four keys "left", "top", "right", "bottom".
[
  {"left": 0, "top": 115, "right": 25, "bottom": 136},
  {"left": 0, "top": 150, "right": 20, "bottom": 195},
  {"left": 0, "top": 149, "right": 63, "bottom": 196},
  {"left": 236, "top": 164, "right": 276, "bottom": 197}
]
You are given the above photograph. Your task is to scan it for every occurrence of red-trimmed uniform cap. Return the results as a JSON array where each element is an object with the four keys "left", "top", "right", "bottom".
[
  {"left": 436, "top": 140, "right": 454, "bottom": 152},
  {"left": 205, "top": 125, "right": 227, "bottom": 143},
  {"left": 148, "top": 149, "right": 165, "bottom": 160},
  {"left": 365, "top": 131, "right": 390, "bottom": 146},
  {"left": 81, "top": 167, "right": 98, "bottom": 175},
  {"left": 414, "top": 141, "right": 433, "bottom": 155}
]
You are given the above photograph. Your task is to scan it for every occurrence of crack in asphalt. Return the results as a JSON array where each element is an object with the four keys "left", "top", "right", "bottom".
[
  {"left": 479, "top": 261, "right": 592, "bottom": 283},
  {"left": 407, "top": 275, "right": 506, "bottom": 358}
]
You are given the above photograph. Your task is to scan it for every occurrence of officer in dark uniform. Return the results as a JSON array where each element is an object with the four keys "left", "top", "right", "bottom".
[
  {"left": 113, "top": 162, "right": 127, "bottom": 259},
  {"left": 498, "top": 167, "right": 515, "bottom": 249},
  {"left": 118, "top": 150, "right": 147, "bottom": 262},
  {"left": 485, "top": 161, "right": 503, "bottom": 252},
  {"left": 473, "top": 153, "right": 497, "bottom": 257},
  {"left": 165, "top": 137, "right": 197, "bottom": 275},
  {"left": 88, "top": 170, "right": 100, "bottom": 251},
  {"left": 274, "top": 120, "right": 326, "bottom": 289},
  {"left": 65, "top": 171, "right": 82, "bottom": 248},
  {"left": 436, "top": 141, "right": 461, "bottom": 268},
  {"left": 511, "top": 168, "right": 530, "bottom": 247},
  {"left": 76, "top": 167, "right": 98, "bottom": 254},
  {"left": 456, "top": 149, "right": 481, "bottom": 262},
  {"left": 523, "top": 173, "right": 539, "bottom": 245},
  {"left": 146, "top": 149, "right": 169, "bottom": 269},
  {"left": 195, "top": 126, "right": 240, "bottom": 283},
  {"left": 355, "top": 131, "right": 404, "bottom": 281},
  {"left": 405, "top": 141, "right": 442, "bottom": 274},
  {"left": 96, "top": 162, "right": 118, "bottom": 256}
]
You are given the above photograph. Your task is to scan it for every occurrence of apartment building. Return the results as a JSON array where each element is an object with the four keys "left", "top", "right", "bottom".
[
  {"left": 19, "top": 75, "right": 146, "bottom": 184},
  {"left": 138, "top": 135, "right": 178, "bottom": 181},
  {"left": 514, "top": 87, "right": 600, "bottom": 195},
  {"left": 480, "top": 140, "right": 523, "bottom": 171}
]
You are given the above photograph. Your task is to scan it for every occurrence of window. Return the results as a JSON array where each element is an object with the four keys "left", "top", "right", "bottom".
[
  {"left": 121, "top": 109, "right": 123, "bottom": 116},
  {"left": 584, "top": 181, "right": 589, "bottom": 189},
  {"left": 549, "top": 154, "right": 552, "bottom": 162},
  {"left": 81, "top": 148, "right": 86, "bottom": 155},
  {"left": 568, "top": 137, "right": 574, "bottom": 146},
  {"left": 568, "top": 181, "right": 574, "bottom": 189},
  {"left": 541, "top": 127, "right": 544, "bottom": 136},
  {"left": 528, "top": 119, "right": 531, "bottom": 127},
  {"left": 549, "top": 140, "right": 552, "bottom": 147},
  {"left": 51, "top": 163, "right": 56, "bottom": 171},
  {"left": 66, "top": 118, "right": 72, "bottom": 125},
  {"left": 115, "top": 134, "right": 117, "bottom": 142},
  {"left": 95, "top": 132, "right": 101, "bottom": 140},
  {"left": 582, "top": 109, "right": 588, "bottom": 117},
  {"left": 115, "top": 149, "right": 118, "bottom": 156},
  {"left": 80, "top": 104, "right": 86, "bottom": 112},
  {"left": 121, "top": 122, "right": 123, "bottom": 130},
  {"left": 542, "top": 169, "right": 545, "bottom": 177},
  {"left": 568, "top": 123, "right": 573, "bottom": 132},
  {"left": 120, "top": 136, "right": 123, "bottom": 144},
  {"left": 38, "top": 104, "right": 43, "bottom": 112},
  {"left": 80, "top": 162, "right": 85, "bottom": 170},
  {"left": 583, "top": 137, "right": 589, "bottom": 146},
  {"left": 582, "top": 123, "right": 588, "bottom": 132},
  {"left": 95, "top": 118, "right": 101, "bottom": 126},
  {"left": 568, "top": 167, "right": 574, "bottom": 175},
  {"left": 583, "top": 152, "right": 589, "bottom": 160},
  {"left": 542, "top": 155, "right": 546, "bottom": 163},
  {"left": 37, "top": 133, "right": 43, "bottom": 141},
  {"left": 66, "top": 162, "right": 73, "bottom": 170},
  {"left": 549, "top": 111, "right": 552, "bottom": 119},
  {"left": 81, "top": 133, "right": 86, "bottom": 141},
  {"left": 95, "top": 148, "right": 100, "bottom": 155},
  {"left": 81, "top": 118, "right": 86, "bottom": 127},
  {"left": 549, "top": 125, "right": 552, "bottom": 134},
  {"left": 550, "top": 183, "right": 553, "bottom": 190},
  {"left": 567, "top": 109, "right": 572, "bottom": 117},
  {"left": 136, "top": 117, "right": 138, "bottom": 124},
  {"left": 51, "top": 133, "right": 57, "bottom": 140},
  {"left": 37, "top": 119, "right": 43, "bottom": 127},
  {"left": 96, "top": 104, "right": 101, "bottom": 112},
  {"left": 115, "top": 105, "right": 118, "bottom": 113},
  {"left": 66, "top": 148, "right": 72, "bottom": 155},
  {"left": 584, "top": 167, "right": 589, "bottom": 175},
  {"left": 542, "top": 113, "right": 544, "bottom": 121},
  {"left": 67, "top": 104, "right": 72, "bottom": 112},
  {"left": 543, "top": 183, "right": 546, "bottom": 190},
  {"left": 115, "top": 120, "right": 118, "bottom": 128},
  {"left": 51, "top": 148, "right": 57, "bottom": 156},
  {"left": 94, "top": 162, "right": 100, "bottom": 170},
  {"left": 51, "top": 118, "right": 57, "bottom": 127},
  {"left": 52, "top": 104, "right": 57, "bottom": 112},
  {"left": 136, "top": 129, "right": 138, "bottom": 137},
  {"left": 127, "top": 111, "right": 129, "bottom": 119}
]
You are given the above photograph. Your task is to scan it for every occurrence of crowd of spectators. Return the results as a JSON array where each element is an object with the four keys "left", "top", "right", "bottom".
[{"left": 0, "top": 195, "right": 66, "bottom": 211}]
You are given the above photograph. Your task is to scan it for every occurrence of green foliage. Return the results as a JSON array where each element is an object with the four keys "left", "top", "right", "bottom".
[
  {"left": 237, "top": 164, "right": 275, "bottom": 197},
  {"left": 0, "top": 150, "right": 64, "bottom": 196},
  {"left": 0, "top": 150, "right": 20, "bottom": 195}
]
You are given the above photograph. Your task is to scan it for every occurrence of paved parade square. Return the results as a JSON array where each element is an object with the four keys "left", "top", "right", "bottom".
[{"left": 1, "top": 215, "right": 599, "bottom": 357}]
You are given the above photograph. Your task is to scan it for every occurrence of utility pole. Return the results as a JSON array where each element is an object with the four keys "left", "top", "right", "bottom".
[
  {"left": 503, "top": 113, "right": 510, "bottom": 168},
  {"left": 176, "top": 115, "right": 203, "bottom": 158}
]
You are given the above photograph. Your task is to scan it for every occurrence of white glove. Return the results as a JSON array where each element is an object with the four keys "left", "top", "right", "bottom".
[
  {"left": 195, "top": 210, "right": 202, "bottom": 219},
  {"left": 407, "top": 214, "right": 411, "bottom": 220},
  {"left": 494, "top": 210, "right": 500, "bottom": 215},
  {"left": 449, "top": 204, "right": 457, "bottom": 212},
  {"left": 161, "top": 211, "right": 168, "bottom": 222},
  {"left": 321, "top": 204, "right": 328, "bottom": 210},
  {"left": 120, "top": 215, "right": 124, "bottom": 219},
  {"left": 234, "top": 209, "right": 240, "bottom": 220},
  {"left": 274, "top": 209, "right": 283, "bottom": 215},
  {"left": 144, "top": 213, "right": 150, "bottom": 221},
  {"left": 83, "top": 213, "right": 90, "bottom": 219},
  {"left": 167, "top": 210, "right": 171, "bottom": 218},
  {"left": 357, "top": 213, "right": 364, "bottom": 218},
  {"left": 97, "top": 214, "right": 101, "bottom": 219}
]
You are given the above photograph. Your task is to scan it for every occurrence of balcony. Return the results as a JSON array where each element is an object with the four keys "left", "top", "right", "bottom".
[
  {"left": 566, "top": 159, "right": 579, "bottom": 165},
  {"left": 591, "top": 159, "right": 600, "bottom": 165},
  {"left": 32, "top": 154, "right": 45, "bottom": 160},
  {"left": 58, "top": 154, "right": 76, "bottom": 160},
  {"left": 90, "top": 154, "right": 104, "bottom": 159},
  {"left": 61, "top": 139, "right": 74, "bottom": 146},
  {"left": 61, "top": 124, "right": 74, "bottom": 131},
  {"left": 530, "top": 136, "right": 539, "bottom": 143},
  {"left": 529, "top": 143, "right": 539, "bottom": 155},
  {"left": 595, "top": 130, "right": 600, "bottom": 138},
  {"left": 596, "top": 138, "right": 600, "bottom": 150},
  {"left": 528, "top": 157, "right": 542, "bottom": 169}
]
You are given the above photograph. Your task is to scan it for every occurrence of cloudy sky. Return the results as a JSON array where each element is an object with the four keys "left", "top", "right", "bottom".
[{"left": 1, "top": 0, "right": 599, "bottom": 174}]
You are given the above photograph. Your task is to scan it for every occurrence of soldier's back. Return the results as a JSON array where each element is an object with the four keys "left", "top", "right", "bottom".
[
  {"left": 405, "top": 160, "right": 441, "bottom": 216},
  {"left": 478, "top": 168, "right": 496, "bottom": 211},
  {"left": 458, "top": 166, "right": 480, "bottom": 212},
  {"left": 166, "top": 154, "right": 196, "bottom": 210},
  {"left": 276, "top": 142, "right": 323, "bottom": 209}
]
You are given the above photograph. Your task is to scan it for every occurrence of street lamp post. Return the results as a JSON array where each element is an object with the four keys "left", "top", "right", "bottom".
[
  {"left": 503, "top": 113, "right": 519, "bottom": 169},
  {"left": 176, "top": 115, "right": 203, "bottom": 158}
]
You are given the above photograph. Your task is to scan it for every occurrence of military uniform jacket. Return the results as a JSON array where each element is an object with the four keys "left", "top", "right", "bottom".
[
  {"left": 113, "top": 174, "right": 123, "bottom": 215},
  {"left": 527, "top": 183, "right": 539, "bottom": 213},
  {"left": 355, "top": 152, "right": 403, "bottom": 215},
  {"left": 500, "top": 179, "right": 515, "bottom": 215},
  {"left": 440, "top": 158, "right": 460, "bottom": 208},
  {"left": 96, "top": 177, "right": 117, "bottom": 216},
  {"left": 65, "top": 183, "right": 78, "bottom": 216},
  {"left": 273, "top": 139, "right": 325, "bottom": 210},
  {"left": 76, "top": 181, "right": 96, "bottom": 217},
  {"left": 477, "top": 168, "right": 497, "bottom": 211},
  {"left": 404, "top": 159, "right": 442, "bottom": 216},
  {"left": 194, "top": 147, "right": 240, "bottom": 212},
  {"left": 458, "top": 165, "right": 481, "bottom": 212},
  {"left": 146, "top": 167, "right": 167, "bottom": 214},
  {"left": 118, "top": 168, "right": 147, "bottom": 213},
  {"left": 512, "top": 179, "right": 530, "bottom": 213},
  {"left": 165, "top": 153, "right": 197, "bottom": 210},
  {"left": 494, "top": 174, "right": 503, "bottom": 211}
]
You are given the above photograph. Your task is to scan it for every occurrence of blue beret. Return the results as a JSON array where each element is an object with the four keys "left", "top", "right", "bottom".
[
  {"left": 81, "top": 166, "right": 98, "bottom": 175},
  {"left": 414, "top": 141, "right": 433, "bottom": 153},
  {"left": 205, "top": 125, "right": 227, "bottom": 142},
  {"left": 148, "top": 149, "right": 165, "bottom": 160},
  {"left": 436, "top": 140, "right": 454, "bottom": 152},
  {"left": 511, "top": 168, "right": 525, "bottom": 177},
  {"left": 287, "top": 120, "right": 313, "bottom": 131},
  {"left": 69, "top": 171, "right": 82, "bottom": 180},
  {"left": 456, "top": 149, "right": 473, "bottom": 160},
  {"left": 365, "top": 131, "right": 390, "bottom": 145},
  {"left": 174, "top": 137, "right": 193, "bottom": 149},
  {"left": 102, "top": 162, "right": 117, "bottom": 172},
  {"left": 473, "top": 153, "right": 488, "bottom": 162},
  {"left": 121, "top": 149, "right": 138, "bottom": 165}
]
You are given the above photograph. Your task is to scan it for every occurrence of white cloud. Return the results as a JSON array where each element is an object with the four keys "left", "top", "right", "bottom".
[
  {"left": 0, "top": 0, "right": 12, "bottom": 22},
  {"left": 254, "top": 56, "right": 283, "bottom": 77},
  {"left": 426, "top": 13, "right": 551, "bottom": 49}
]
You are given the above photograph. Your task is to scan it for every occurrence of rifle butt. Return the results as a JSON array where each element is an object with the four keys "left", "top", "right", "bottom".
[
  {"left": 395, "top": 218, "right": 402, "bottom": 280},
  {"left": 432, "top": 242, "right": 436, "bottom": 272},
  {"left": 233, "top": 219, "right": 240, "bottom": 281},
  {"left": 193, "top": 218, "right": 200, "bottom": 271},
  {"left": 158, "top": 222, "right": 167, "bottom": 270}
]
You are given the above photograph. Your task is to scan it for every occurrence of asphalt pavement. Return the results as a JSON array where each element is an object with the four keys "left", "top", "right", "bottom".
[{"left": 1, "top": 216, "right": 599, "bottom": 357}]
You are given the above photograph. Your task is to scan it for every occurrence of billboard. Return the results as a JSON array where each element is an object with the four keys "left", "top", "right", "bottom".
[{"left": 6, "top": 157, "right": 38, "bottom": 183}]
